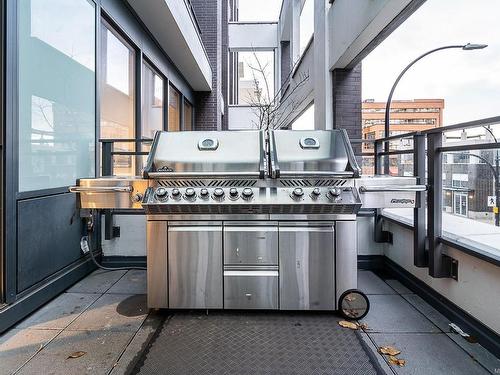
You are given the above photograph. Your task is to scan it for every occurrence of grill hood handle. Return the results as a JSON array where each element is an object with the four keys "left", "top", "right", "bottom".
[{"left": 69, "top": 186, "right": 133, "bottom": 193}]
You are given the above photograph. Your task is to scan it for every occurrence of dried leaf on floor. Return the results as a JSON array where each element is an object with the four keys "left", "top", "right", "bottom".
[
  {"left": 378, "top": 346, "right": 401, "bottom": 356},
  {"left": 388, "top": 356, "right": 406, "bottom": 367},
  {"left": 67, "top": 351, "right": 86, "bottom": 359},
  {"left": 338, "top": 320, "right": 359, "bottom": 330}
]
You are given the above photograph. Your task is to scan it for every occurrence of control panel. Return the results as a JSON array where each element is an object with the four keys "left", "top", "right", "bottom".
[{"left": 144, "top": 186, "right": 359, "bottom": 206}]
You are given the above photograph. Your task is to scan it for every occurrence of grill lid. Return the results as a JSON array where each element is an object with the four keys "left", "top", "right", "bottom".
[
  {"left": 269, "top": 129, "right": 360, "bottom": 178},
  {"left": 143, "top": 130, "right": 266, "bottom": 178}
]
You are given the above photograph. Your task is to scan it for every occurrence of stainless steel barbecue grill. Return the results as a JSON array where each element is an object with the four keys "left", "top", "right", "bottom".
[{"left": 71, "top": 129, "right": 425, "bottom": 318}]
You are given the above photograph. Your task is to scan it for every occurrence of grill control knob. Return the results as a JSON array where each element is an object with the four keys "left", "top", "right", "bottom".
[
  {"left": 200, "top": 188, "right": 209, "bottom": 199},
  {"left": 185, "top": 188, "right": 196, "bottom": 200},
  {"left": 213, "top": 188, "right": 225, "bottom": 200},
  {"left": 311, "top": 188, "right": 321, "bottom": 197},
  {"left": 155, "top": 187, "right": 168, "bottom": 200},
  {"left": 171, "top": 188, "right": 181, "bottom": 199},
  {"left": 328, "top": 187, "right": 342, "bottom": 198},
  {"left": 242, "top": 188, "right": 254, "bottom": 200},
  {"left": 229, "top": 188, "right": 239, "bottom": 198},
  {"left": 292, "top": 187, "right": 304, "bottom": 197}
]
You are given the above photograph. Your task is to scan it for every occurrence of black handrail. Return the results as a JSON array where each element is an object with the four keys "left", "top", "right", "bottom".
[{"left": 351, "top": 115, "right": 500, "bottom": 278}]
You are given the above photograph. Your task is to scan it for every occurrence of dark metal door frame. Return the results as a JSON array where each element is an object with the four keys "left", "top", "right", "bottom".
[
  {"left": 0, "top": 0, "right": 4, "bottom": 304},
  {"left": 4, "top": 0, "right": 18, "bottom": 304}
]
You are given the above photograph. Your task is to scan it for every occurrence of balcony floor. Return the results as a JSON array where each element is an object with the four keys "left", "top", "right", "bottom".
[{"left": 1, "top": 269, "right": 497, "bottom": 375}]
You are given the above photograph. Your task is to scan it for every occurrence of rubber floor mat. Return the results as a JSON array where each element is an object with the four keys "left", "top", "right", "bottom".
[{"left": 133, "top": 311, "right": 385, "bottom": 375}]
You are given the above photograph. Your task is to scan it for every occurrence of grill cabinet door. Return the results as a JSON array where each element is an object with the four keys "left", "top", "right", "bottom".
[
  {"left": 168, "top": 222, "right": 223, "bottom": 308},
  {"left": 279, "top": 223, "right": 335, "bottom": 310},
  {"left": 223, "top": 224, "right": 278, "bottom": 265}
]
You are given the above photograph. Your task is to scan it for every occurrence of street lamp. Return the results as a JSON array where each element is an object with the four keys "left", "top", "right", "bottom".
[
  {"left": 384, "top": 43, "right": 487, "bottom": 139},
  {"left": 383, "top": 43, "right": 488, "bottom": 171}
]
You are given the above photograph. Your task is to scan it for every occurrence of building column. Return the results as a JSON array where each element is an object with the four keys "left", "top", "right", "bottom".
[
  {"left": 191, "top": 0, "right": 223, "bottom": 131},
  {"left": 332, "top": 63, "right": 362, "bottom": 154},
  {"left": 313, "top": 0, "right": 332, "bottom": 130}
]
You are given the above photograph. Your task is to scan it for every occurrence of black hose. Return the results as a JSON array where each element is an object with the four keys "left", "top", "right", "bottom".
[{"left": 83, "top": 231, "right": 147, "bottom": 271}]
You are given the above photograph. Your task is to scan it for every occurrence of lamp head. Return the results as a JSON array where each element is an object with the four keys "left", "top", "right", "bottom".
[{"left": 462, "top": 43, "right": 488, "bottom": 50}]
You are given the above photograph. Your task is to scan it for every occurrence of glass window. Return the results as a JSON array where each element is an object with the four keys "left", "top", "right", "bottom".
[
  {"left": 100, "top": 23, "right": 136, "bottom": 176},
  {"left": 142, "top": 62, "right": 164, "bottom": 139},
  {"left": 232, "top": 0, "right": 282, "bottom": 22},
  {"left": 229, "top": 50, "right": 275, "bottom": 106},
  {"left": 184, "top": 100, "right": 193, "bottom": 131},
  {"left": 18, "top": 0, "right": 96, "bottom": 191},
  {"left": 299, "top": 0, "right": 314, "bottom": 56},
  {"left": 168, "top": 85, "right": 181, "bottom": 132}
]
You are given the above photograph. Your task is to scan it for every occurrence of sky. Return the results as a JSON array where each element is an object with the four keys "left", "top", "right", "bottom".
[{"left": 362, "top": 0, "right": 500, "bottom": 127}]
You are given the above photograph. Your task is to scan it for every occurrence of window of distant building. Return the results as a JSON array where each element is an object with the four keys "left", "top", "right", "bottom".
[
  {"left": 229, "top": 50, "right": 275, "bottom": 106},
  {"left": 452, "top": 173, "right": 468, "bottom": 188},
  {"left": 453, "top": 192, "right": 468, "bottom": 217}
]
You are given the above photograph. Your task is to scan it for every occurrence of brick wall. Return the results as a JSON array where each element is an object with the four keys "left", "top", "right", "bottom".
[
  {"left": 191, "top": 0, "right": 222, "bottom": 131},
  {"left": 332, "top": 63, "right": 362, "bottom": 155},
  {"left": 221, "top": 0, "right": 229, "bottom": 129}
]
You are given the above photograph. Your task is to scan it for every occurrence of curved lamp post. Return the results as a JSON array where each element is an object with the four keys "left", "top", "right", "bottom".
[{"left": 384, "top": 43, "right": 488, "bottom": 140}]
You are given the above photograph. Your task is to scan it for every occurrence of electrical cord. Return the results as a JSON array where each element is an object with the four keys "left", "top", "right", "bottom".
[{"left": 82, "top": 215, "right": 146, "bottom": 271}]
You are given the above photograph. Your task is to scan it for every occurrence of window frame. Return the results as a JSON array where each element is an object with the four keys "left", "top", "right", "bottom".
[
  {"left": 228, "top": 47, "right": 278, "bottom": 107},
  {"left": 99, "top": 16, "right": 139, "bottom": 175},
  {"left": 141, "top": 56, "right": 167, "bottom": 136},
  {"left": 97, "top": 13, "right": 195, "bottom": 175}
]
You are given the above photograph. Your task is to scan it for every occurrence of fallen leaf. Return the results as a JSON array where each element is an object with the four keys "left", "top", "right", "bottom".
[
  {"left": 338, "top": 320, "right": 359, "bottom": 330},
  {"left": 67, "top": 351, "right": 86, "bottom": 359},
  {"left": 388, "top": 356, "right": 406, "bottom": 367},
  {"left": 378, "top": 346, "right": 401, "bottom": 356}
]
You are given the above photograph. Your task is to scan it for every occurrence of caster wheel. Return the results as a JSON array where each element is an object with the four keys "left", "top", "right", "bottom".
[{"left": 338, "top": 289, "right": 370, "bottom": 320}]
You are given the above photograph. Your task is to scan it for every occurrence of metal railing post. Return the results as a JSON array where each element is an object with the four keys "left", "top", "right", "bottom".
[
  {"left": 413, "top": 133, "right": 428, "bottom": 267},
  {"left": 374, "top": 139, "right": 383, "bottom": 175},
  {"left": 101, "top": 140, "right": 114, "bottom": 240},
  {"left": 101, "top": 141, "right": 113, "bottom": 177},
  {"left": 427, "top": 131, "right": 448, "bottom": 277}
]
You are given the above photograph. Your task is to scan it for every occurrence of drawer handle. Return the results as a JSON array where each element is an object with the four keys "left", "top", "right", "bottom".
[{"left": 245, "top": 293, "right": 252, "bottom": 299}]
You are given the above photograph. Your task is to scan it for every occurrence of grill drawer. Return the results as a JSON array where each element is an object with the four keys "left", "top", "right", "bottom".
[
  {"left": 223, "top": 225, "right": 278, "bottom": 265},
  {"left": 224, "top": 270, "right": 278, "bottom": 309}
]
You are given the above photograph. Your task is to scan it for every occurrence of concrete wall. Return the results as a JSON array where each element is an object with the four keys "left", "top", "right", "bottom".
[
  {"left": 228, "top": 23, "right": 278, "bottom": 49},
  {"left": 126, "top": 0, "right": 211, "bottom": 91},
  {"left": 328, "top": 0, "right": 416, "bottom": 69},
  {"left": 384, "top": 221, "right": 500, "bottom": 335},
  {"left": 102, "top": 215, "right": 146, "bottom": 257},
  {"left": 227, "top": 106, "right": 260, "bottom": 130}
]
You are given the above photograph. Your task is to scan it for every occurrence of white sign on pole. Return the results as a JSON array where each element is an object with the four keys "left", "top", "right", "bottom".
[{"left": 487, "top": 196, "right": 496, "bottom": 207}]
